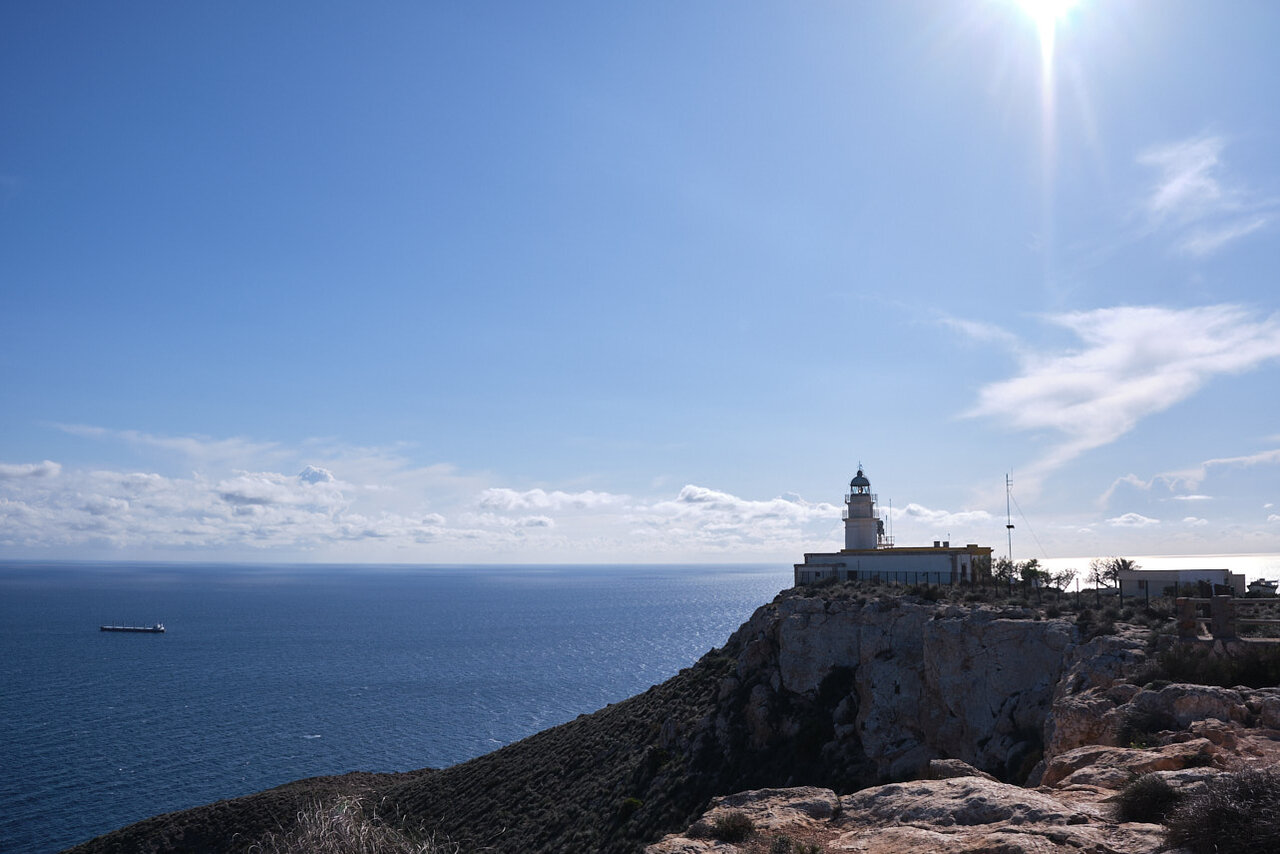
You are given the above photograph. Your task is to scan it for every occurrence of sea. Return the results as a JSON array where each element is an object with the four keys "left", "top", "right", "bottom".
[{"left": 0, "top": 562, "right": 791, "bottom": 854}]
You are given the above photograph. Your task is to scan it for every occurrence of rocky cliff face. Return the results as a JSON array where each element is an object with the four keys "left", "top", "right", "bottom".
[
  {"left": 728, "top": 595, "right": 1075, "bottom": 783},
  {"left": 650, "top": 606, "right": 1280, "bottom": 854}
]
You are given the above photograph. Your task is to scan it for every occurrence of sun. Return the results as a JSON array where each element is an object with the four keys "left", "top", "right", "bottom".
[
  {"left": 1014, "top": 0, "right": 1080, "bottom": 50},
  {"left": 1015, "top": 0, "right": 1079, "bottom": 29}
]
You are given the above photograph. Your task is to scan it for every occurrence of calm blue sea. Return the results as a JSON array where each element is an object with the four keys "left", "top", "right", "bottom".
[{"left": 0, "top": 562, "right": 790, "bottom": 854}]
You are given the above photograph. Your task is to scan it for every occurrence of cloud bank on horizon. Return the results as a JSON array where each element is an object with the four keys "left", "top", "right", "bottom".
[{"left": 2, "top": 2, "right": 1279, "bottom": 563}]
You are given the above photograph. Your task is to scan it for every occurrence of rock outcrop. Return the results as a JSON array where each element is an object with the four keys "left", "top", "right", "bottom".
[
  {"left": 648, "top": 600, "right": 1280, "bottom": 854},
  {"left": 756, "top": 597, "right": 1074, "bottom": 781},
  {"left": 646, "top": 779, "right": 1166, "bottom": 854}
]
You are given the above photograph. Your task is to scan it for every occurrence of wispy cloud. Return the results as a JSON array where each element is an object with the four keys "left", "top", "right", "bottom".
[
  {"left": 55, "top": 423, "right": 286, "bottom": 469},
  {"left": 1101, "top": 447, "right": 1280, "bottom": 507},
  {"left": 965, "top": 305, "right": 1280, "bottom": 491},
  {"left": 889, "top": 503, "right": 995, "bottom": 529},
  {"left": 1108, "top": 512, "right": 1160, "bottom": 528},
  {"left": 1138, "top": 134, "right": 1272, "bottom": 256},
  {"left": 476, "top": 487, "right": 628, "bottom": 512}
]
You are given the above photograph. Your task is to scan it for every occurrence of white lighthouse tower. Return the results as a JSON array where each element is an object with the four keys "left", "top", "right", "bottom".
[{"left": 843, "top": 466, "right": 883, "bottom": 550}]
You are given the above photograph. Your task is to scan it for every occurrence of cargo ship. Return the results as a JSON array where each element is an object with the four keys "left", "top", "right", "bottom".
[{"left": 100, "top": 623, "right": 165, "bottom": 633}]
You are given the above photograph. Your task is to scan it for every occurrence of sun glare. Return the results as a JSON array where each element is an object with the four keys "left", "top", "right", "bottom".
[
  {"left": 1015, "top": 0, "right": 1080, "bottom": 61},
  {"left": 1008, "top": 0, "right": 1082, "bottom": 291},
  {"left": 1017, "top": 0, "right": 1079, "bottom": 30}
]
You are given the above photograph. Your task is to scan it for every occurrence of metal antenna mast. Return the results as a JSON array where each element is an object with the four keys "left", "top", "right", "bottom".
[{"left": 1005, "top": 473, "right": 1015, "bottom": 563}]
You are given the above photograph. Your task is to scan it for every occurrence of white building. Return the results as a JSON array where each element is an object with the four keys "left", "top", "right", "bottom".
[
  {"left": 794, "top": 467, "right": 992, "bottom": 586},
  {"left": 1117, "top": 568, "right": 1245, "bottom": 599}
]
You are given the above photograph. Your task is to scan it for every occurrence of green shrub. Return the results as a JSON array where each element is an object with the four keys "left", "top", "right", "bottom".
[
  {"left": 1113, "top": 773, "right": 1183, "bottom": 823},
  {"left": 618, "top": 797, "right": 643, "bottom": 820},
  {"left": 1165, "top": 769, "right": 1280, "bottom": 853},
  {"left": 711, "top": 810, "right": 755, "bottom": 842}
]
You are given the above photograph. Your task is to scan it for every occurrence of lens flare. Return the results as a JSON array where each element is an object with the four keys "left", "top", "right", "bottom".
[{"left": 1012, "top": 0, "right": 1080, "bottom": 284}]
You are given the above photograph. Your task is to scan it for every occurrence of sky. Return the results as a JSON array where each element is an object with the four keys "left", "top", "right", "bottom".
[{"left": 2, "top": 0, "right": 1279, "bottom": 565}]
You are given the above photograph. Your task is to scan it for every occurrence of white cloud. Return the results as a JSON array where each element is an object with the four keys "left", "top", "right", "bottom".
[
  {"left": 890, "top": 502, "right": 995, "bottom": 528},
  {"left": 1137, "top": 134, "right": 1272, "bottom": 256},
  {"left": 966, "top": 305, "right": 1280, "bottom": 490},
  {"left": 1140, "top": 135, "right": 1231, "bottom": 222},
  {"left": 1108, "top": 512, "right": 1160, "bottom": 528},
  {"left": 1181, "top": 216, "right": 1268, "bottom": 257},
  {"left": 55, "top": 424, "right": 285, "bottom": 469},
  {"left": 1182, "top": 516, "right": 1209, "bottom": 527},
  {"left": 1158, "top": 448, "right": 1280, "bottom": 491},
  {"left": 0, "top": 460, "right": 61, "bottom": 479},
  {"left": 476, "top": 487, "right": 627, "bottom": 512},
  {"left": 1269, "top": 514, "right": 1280, "bottom": 524},
  {"left": 939, "top": 316, "right": 1026, "bottom": 355},
  {"left": 650, "top": 485, "right": 836, "bottom": 526},
  {"left": 1102, "top": 448, "right": 1280, "bottom": 508},
  {"left": 298, "top": 465, "right": 335, "bottom": 484},
  {"left": 0, "top": 440, "right": 850, "bottom": 560}
]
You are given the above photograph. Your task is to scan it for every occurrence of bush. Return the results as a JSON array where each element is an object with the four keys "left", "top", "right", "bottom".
[
  {"left": 769, "top": 835, "right": 821, "bottom": 854},
  {"left": 711, "top": 810, "right": 755, "bottom": 843},
  {"left": 618, "top": 797, "right": 643, "bottom": 820},
  {"left": 1165, "top": 769, "right": 1280, "bottom": 853},
  {"left": 1151, "top": 642, "right": 1280, "bottom": 688},
  {"left": 246, "top": 797, "right": 457, "bottom": 854},
  {"left": 1113, "top": 773, "right": 1183, "bottom": 823},
  {"left": 1116, "top": 707, "right": 1176, "bottom": 748}
]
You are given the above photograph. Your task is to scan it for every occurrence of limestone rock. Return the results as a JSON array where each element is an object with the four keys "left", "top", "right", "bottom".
[
  {"left": 647, "top": 778, "right": 1164, "bottom": 854},
  {"left": 926, "top": 758, "right": 998, "bottom": 781},
  {"left": 1040, "top": 740, "right": 1215, "bottom": 788}
]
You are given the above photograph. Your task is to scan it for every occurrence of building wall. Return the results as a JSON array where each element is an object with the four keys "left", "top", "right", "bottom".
[
  {"left": 1117, "top": 569, "right": 1247, "bottom": 598},
  {"left": 794, "top": 547, "right": 991, "bottom": 586}
]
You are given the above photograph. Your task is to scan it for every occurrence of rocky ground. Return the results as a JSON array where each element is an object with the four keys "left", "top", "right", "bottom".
[{"left": 648, "top": 623, "right": 1280, "bottom": 854}]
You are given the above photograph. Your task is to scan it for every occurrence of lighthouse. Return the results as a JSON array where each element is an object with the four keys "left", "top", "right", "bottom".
[
  {"left": 843, "top": 466, "right": 882, "bottom": 550},
  {"left": 795, "top": 463, "right": 993, "bottom": 587}
]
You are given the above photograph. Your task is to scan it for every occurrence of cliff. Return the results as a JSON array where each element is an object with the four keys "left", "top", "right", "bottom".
[{"left": 64, "top": 586, "right": 1280, "bottom": 854}]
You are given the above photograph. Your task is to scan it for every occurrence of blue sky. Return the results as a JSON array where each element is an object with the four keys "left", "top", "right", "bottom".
[{"left": 2, "top": 0, "right": 1279, "bottom": 564}]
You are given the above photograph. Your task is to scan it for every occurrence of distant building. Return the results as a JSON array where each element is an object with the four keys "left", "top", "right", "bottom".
[
  {"left": 794, "top": 467, "right": 992, "bottom": 586},
  {"left": 1117, "top": 568, "right": 1246, "bottom": 599}
]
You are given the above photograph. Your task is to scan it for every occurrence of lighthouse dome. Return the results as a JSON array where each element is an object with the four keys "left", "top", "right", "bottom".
[{"left": 850, "top": 468, "right": 870, "bottom": 489}]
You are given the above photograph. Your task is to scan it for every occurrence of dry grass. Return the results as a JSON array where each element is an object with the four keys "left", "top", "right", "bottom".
[{"left": 246, "top": 796, "right": 459, "bottom": 854}]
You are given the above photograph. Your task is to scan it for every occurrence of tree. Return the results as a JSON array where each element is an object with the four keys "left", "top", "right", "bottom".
[
  {"left": 1048, "top": 567, "right": 1077, "bottom": 591},
  {"left": 1089, "top": 556, "right": 1138, "bottom": 588},
  {"left": 1019, "top": 558, "right": 1050, "bottom": 587},
  {"left": 993, "top": 557, "right": 1016, "bottom": 583}
]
